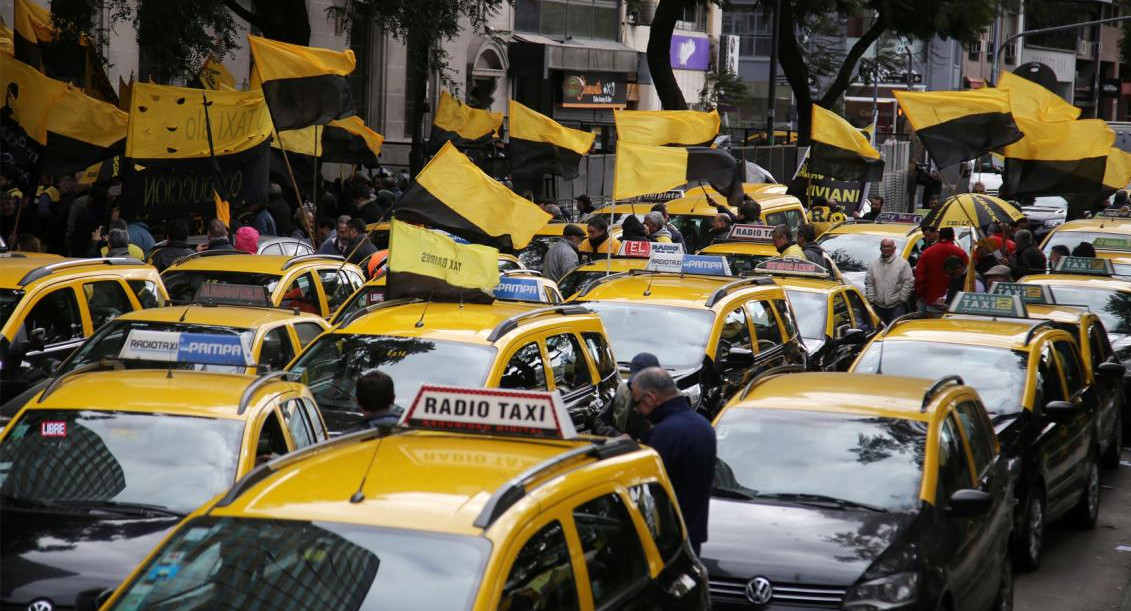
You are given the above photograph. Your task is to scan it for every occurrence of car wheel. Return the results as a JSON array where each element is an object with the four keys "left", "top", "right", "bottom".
[
  {"left": 1013, "top": 490, "right": 1044, "bottom": 572},
  {"left": 990, "top": 553, "right": 1013, "bottom": 611},
  {"left": 1069, "top": 453, "right": 1100, "bottom": 530},
  {"left": 1103, "top": 411, "right": 1123, "bottom": 470}
]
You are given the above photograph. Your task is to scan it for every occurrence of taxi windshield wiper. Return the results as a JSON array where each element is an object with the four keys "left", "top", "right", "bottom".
[
  {"left": 758, "top": 492, "right": 888, "bottom": 513},
  {"left": 711, "top": 486, "right": 760, "bottom": 501},
  {"left": 49, "top": 499, "right": 185, "bottom": 518},
  {"left": 0, "top": 494, "right": 62, "bottom": 510}
]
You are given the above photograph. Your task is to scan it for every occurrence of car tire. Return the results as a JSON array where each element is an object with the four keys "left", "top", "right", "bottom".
[
  {"left": 1103, "top": 411, "right": 1123, "bottom": 470},
  {"left": 1069, "top": 453, "right": 1100, "bottom": 530},
  {"left": 990, "top": 553, "right": 1013, "bottom": 611},
  {"left": 1013, "top": 489, "right": 1044, "bottom": 572}
]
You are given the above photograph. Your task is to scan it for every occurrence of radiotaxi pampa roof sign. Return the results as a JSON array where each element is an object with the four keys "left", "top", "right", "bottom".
[
  {"left": 404, "top": 385, "right": 577, "bottom": 439},
  {"left": 493, "top": 276, "right": 545, "bottom": 302},
  {"left": 118, "top": 329, "right": 254, "bottom": 367},
  {"left": 645, "top": 253, "right": 731, "bottom": 276}
]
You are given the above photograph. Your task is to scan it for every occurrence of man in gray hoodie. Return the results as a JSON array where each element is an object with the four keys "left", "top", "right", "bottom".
[{"left": 865, "top": 238, "right": 914, "bottom": 323}]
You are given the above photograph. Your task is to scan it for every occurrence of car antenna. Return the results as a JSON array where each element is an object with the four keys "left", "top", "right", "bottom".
[
  {"left": 875, "top": 337, "right": 885, "bottom": 375},
  {"left": 177, "top": 303, "right": 194, "bottom": 322},
  {"left": 643, "top": 273, "right": 656, "bottom": 296},
  {"left": 350, "top": 438, "right": 384, "bottom": 504},
  {"left": 415, "top": 292, "right": 434, "bottom": 328}
]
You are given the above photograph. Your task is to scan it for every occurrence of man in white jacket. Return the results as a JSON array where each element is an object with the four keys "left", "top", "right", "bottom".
[{"left": 865, "top": 238, "right": 915, "bottom": 323}]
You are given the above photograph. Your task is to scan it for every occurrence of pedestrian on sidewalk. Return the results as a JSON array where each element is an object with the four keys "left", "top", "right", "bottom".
[{"left": 866, "top": 238, "right": 914, "bottom": 323}]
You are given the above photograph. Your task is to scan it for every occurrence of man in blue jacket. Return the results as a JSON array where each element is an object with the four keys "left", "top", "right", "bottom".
[{"left": 632, "top": 367, "right": 717, "bottom": 555}]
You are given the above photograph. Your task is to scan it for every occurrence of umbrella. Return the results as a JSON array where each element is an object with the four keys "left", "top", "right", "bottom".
[{"left": 920, "top": 193, "right": 1024, "bottom": 230}]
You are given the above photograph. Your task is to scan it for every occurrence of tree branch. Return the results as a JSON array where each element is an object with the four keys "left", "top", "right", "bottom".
[
  {"left": 819, "top": 16, "right": 886, "bottom": 108},
  {"left": 221, "top": 0, "right": 261, "bottom": 30},
  {"left": 776, "top": 0, "right": 812, "bottom": 111}
]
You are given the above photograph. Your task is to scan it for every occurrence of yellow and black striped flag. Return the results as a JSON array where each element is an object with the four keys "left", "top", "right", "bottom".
[
  {"left": 614, "top": 109, "right": 720, "bottom": 146},
  {"left": 1, "top": 55, "right": 68, "bottom": 191},
  {"left": 892, "top": 89, "right": 1022, "bottom": 168},
  {"left": 1, "top": 22, "right": 15, "bottom": 56},
  {"left": 429, "top": 91, "right": 502, "bottom": 153},
  {"left": 809, "top": 105, "right": 884, "bottom": 183},
  {"left": 14, "top": 0, "right": 117, "bottom": 105},
  {"left": 1003, "top": 117, "right": 1114, "bottom": 197},
  {"left": 386, "top": 220, "right": 500, "bottom": 303},
  {"left": 508, "top": 99, "right": 595, "bottom": 180},
  {"left": 996, "top": 71, "right": 1080, "bottom": 123},
  {"left": 248, "top": 34, "right": 355, "bottom": 131},
  {"left": 12, "top": 0, "right": 52, "bottom": 68},
  {"left": 394, "top": 141, "right": 550, "bottom": 250},
  {"left": 43, "top": 85, "right": 128, "bottom": 175},
  {"left": 196, "top": 58, "right": 237, "bottom": 91},
  {"left": 613, "top": 141, "right": 743, "bottom": 205},
  {"left": 272, "top": 116, "right": 384, "bottom": 196}
]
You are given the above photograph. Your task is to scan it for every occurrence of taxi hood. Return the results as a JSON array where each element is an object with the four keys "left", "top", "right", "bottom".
[
  {"left": 1, "top": 508, "right": 180, "bottom": 610},
  {"left": 702, "top": 498, "right": 918, "bottom": 587}
]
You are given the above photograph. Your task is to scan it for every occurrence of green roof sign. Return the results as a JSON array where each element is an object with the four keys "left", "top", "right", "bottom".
[
  {"left": 1092, "top": 237, "right": 1131, "bottom": 253},
  {"left": 948, "top": 292, "right": 1028, "bottom": 318},
  {"left": 1053, "top": 256, "right": 1114, "bottom": 276},
  {"left": 990, "top": 282, "right": 1053, "bottom": 305}
]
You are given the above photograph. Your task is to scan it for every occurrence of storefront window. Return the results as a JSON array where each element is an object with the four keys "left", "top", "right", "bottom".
[{"left": 516, "top": 0, "right": 621, "bottom": 41}]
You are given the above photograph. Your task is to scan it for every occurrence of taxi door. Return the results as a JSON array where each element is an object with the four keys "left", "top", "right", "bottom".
[
  {"left": 1032, "top": 343, "right": 1080, "bottom": 516},
  {"left": 542, "top": 331, "right": 604, "bottom": 432},
  {"left": 240, "top": 403, "right": 298, "bottom": 475},
  {"left": 487, "top": 504, "right": 587, "bottom": 610},
  {"left": 1050, "top": 340, "right": 1097, "bottom": 498},
  {"left": 79, "top": 278, "right": 145, "bottom": 332},
  {"left": 934, "top": 411, "right": 987, "bottom": 610},
  {"left": 825, "top": 290, "right": 862, "bottom": 371},
  {"left": 12, "top": 284, "right": 88, "bottom": 372},
  {"left": 1082, "top": 320, "right": 1122, "bottom": 461}
]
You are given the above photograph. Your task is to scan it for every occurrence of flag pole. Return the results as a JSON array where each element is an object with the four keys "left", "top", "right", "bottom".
[
  {"left": 201, "top": 92, "right": 229, "bottom": 230},
  {"left": 271, "top": 122, "right": 319, "bottom": 249},
  {"left": 312, "top": 125, "right": 319, "bottom": 209}
]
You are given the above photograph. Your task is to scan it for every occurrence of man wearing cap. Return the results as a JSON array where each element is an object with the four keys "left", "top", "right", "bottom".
[
  {"left": 594, "top": 352, "right": 657, "bottom": 441},
  {"left": 983, "top": 265, "right": 1013, "bottom": 290},
  {"left": 543, "top": 224, "right": 585, "bottom": 282}
]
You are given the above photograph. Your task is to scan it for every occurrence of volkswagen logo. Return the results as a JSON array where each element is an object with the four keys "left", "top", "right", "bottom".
[
  {"left": 28, "top": 599, "right": 54, "bottom": 611},
  {"left": 745, "top": 576, "right": 774, "bottom": 606}
]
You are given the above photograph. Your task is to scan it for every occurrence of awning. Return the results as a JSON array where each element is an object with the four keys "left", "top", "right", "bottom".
[
  {"left": 509, "top": 33, "right": 640, "bottom": 78},
  {"left": 964, "top": 77, "right": 987, "bottom": 89}
]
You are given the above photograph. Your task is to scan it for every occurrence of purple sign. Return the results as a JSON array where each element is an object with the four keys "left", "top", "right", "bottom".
[{"left": 670, "top": 35, "right": 710, "bottom": 71}]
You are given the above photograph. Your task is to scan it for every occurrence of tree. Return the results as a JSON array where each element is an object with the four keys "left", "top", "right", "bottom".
[
  {"left": 774, "top": 0, "right": 995, "bottom": 144},
  {"left": 699, "top": 69, "right": 750, "bottom": 112},
  {"left": 647, "top": 0, "right": 724, "bottom": 110}
]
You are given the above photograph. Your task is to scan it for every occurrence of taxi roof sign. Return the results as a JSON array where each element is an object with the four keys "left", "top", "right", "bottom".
[
  {"left": 403, "top": 385, "right": 577, "bottom": 440},
  {"left": 617, "top": 240, "right": 685, "bottom": 258},
  {"left": 948, "top": 292, "right": 1028, "bottom": 318},
  {"left": 876, "top": 212, "right": 923, "bottom": 224},
  {"left": 193, "top": 283, "right": 273, "bottom": 308},
  {"left": 644, "top": 253, "right": 732, "bottom": 276},
  {"left": 754, "top": 257, "right": 829, "bottom": 278},
  {"left": 1053, "top": 256, "right": 1114, "bottom": 276},
  {"left": 493, "top": 277, "right": 546, "bottom": 303},
  {"left": 990, "top": 282, "right": 1053, "bottom": 305},
  {"left": 1092, "top": 236, "right": 1131, "bottom": 253},
  {"left": 118, "top": 329, "right": 253, "bottom": 367},
  {"left": 1096, "top": 207, "right": 1131, "bottom": 219},
  {"left": 728, "top": 224, "right": 774, "bottom": 242},
  {"left": 633, "top": 189, "right": 685, "bottom": 202}
]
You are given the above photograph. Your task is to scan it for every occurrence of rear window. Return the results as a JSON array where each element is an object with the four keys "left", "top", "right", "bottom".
[{"left": 162, "top": 271, "right": 283, "bottom": 305}]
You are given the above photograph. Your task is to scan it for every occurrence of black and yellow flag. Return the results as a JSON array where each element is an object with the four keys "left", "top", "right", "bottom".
[
  {"left": 809, "top": 105, "right": 884, "bottom": 183},
  {"left": 613, "top": 141, "right": 743, "bottom": 205},
  {"left": 1, "top": 22, "right": 15, "bottom": 56},
  {"left": 43, "top": 85, "right": 128, "bottom": 175},
  {"left": 429, "top": 91, "right": 502, "bottom": 153},
  {"left": 196, "top": 58, "right": 237, "bottom": 91},
  {"left": 1003, "top": 117, "right": 1114, "bottom": 197},
  {"left": 614, "top": 109, "right": 720, "bottom": 146},
  {"left": 248, "top": 34, "right": 355, "bottom": 131},
  {"left": 1, "top": 55, "right": 68, "bottom": 191},
  {"left": 394, "top": 141, "right": 550, "bottom": 250},
  {"left": 508, "top": 99, "right": 595, "bottom": 180},
  {"left": 996, "top": 71, "right": 1080, "bottom": 123},
  {"left": 14, "top": 0, "right": 117, "bottom": 105},
  {"left": 385, "top": 220, "right": 500, "bottom": 303},
  {"left": 12, "top": 0, "right": 52, "bottom": 68},
  {"left": 271, "top": 116, "right": 384, "bottom": 195},
  {"left": 122, "top": 83, "right": 273, "bottom": 221},
  {"left": 320, "top": 116, "right": 383, "bottom": 165},
  {"left": 892, "top": 89, "right": 1022, "bottom": 169}
]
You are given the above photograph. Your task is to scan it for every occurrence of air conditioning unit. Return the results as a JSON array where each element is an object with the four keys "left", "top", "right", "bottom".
[
  {"left": 1078, "top": 40, "right": 1098, "bottom": 56},
  {"left": 720, "top": 35, "right": 740, "bottom": 74}
]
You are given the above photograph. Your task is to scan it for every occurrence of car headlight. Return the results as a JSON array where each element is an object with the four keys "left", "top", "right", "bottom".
[
  {"left": 843, "top": 572, "right": 920, "bottom": 610},
  {"left": 682, "top": 383, "right": 702, "bottom": 408},
  {"left": 1043, "top": 218, "right": 1064, "bottom": 228}
]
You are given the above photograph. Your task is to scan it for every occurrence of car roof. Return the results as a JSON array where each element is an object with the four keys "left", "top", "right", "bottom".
[
  {"left": 883, "top": 316, "right": 1047, "bottom": 350},
  {"left": 1025, "top": 304, "right": 1093, "bottom": 326},
  {"left": 726, "top": 372, "right": 960, "bottom": 422},
  {"left": 164, "top": 254, "right": 340, "bottom": 275},
  {"left": 775, "top": 276, "right": 844, "bottom": 291},
  {"left": 821, "top": 223, "right": 919, "bottom": 237},
  {"left": 210, "top": 432, "right": 647, "bottom": 535},
  {"left": 698, "top": 242, "right": 780, "bottom": 256},
  {"left": 115, "top": 304, "right": 324, "bottom": 328},
  {"left": 1051, "top": 218, "right": 1131, "bottom": 233},
  {"left": 27, "top": 370, "right": 294, "bottom": 420},
  {"left": 577, "top": 273, "right": 776, "bottom": 309},
  {"left": 0, "top": 254, "right": 148, "bottom": 289},
  {"left": 570, "top": 258, "right": 649, "bottom": 273},
  {"left": 1022, "top": 275, "right": 1131, "bottom": 292},
  {"left": 337, "top": 301, "right": 596, "bottom": 345}
]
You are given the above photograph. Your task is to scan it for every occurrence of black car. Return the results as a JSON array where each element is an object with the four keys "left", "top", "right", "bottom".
[{"left": 704, "top": 373, "right": 1014, "bottom": 611}]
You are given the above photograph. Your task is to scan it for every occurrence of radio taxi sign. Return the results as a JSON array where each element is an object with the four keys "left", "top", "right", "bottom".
[
  {"left": 728, "top": 224, "right": 774, "bottom": 242},
  {"left": 1092, "top": 237, "right": 1131, "bottom": 253},
  {"left": 644, "top": 253, "right": 731, "bottom": 276},
  {"left": 876, "top": 212, "right": 923, "bottom": 225},
  {"left": 618, "top": 241, "right": 685, "bottom": 258},
  {"left": 755, "top": 257, "right": 829, "bottom": 278},
  {"left": 991, "top": 282, "right": 1053, "bottom": 305},
  {"left": 404, "top": 385, "right": 577, "bottom": 440},
  {"left": 948, "top": 292, "right": 1028, "bottom": 318},
  {"left": 1054, "top": 256, "right": 1114, "bottom": 276}
]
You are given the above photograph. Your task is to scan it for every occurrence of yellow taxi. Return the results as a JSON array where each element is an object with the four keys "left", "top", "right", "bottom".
[
  {"left": 706, "top": 373, "right": 1013, "bottom": 611},
  {"left": 753, "top": 258, "right": 880, "bottom": 371},
  {"left": 1040, "top": 214, "right": 1131, "bottom": 260},
  {"left": 572, "top": 254, "right": 806, "bottom": 415},
  {"left": 365, "top": 220, "right": 392, "bottom": 250},
  {"left": 697, "top": 223, "right": 843, "bottom": 279},
  {"left": 0, "top": 368, "right": 326, "bottom": 611},
  {"left": 98, "top": 388, "right": 709, "bottom": 611},
  {"left": 668, "top": 188, "right": 808, "bottom": 244},
  {"left": 160, "top": 253, "right": 365, "bottom": 318},
  {"left": 0, "top": 254, "right": 167, "bottom": 400},
  {"left": 289, "top": 299, "right": 620, "bottom": 434},
  {"left": 585, "top": 195, "right": 740, "bottom": 252},
  {"left": 559, "top": 257, "right": 649, "bottom": 300},
  {"left": 850, "top": 293, "right": 1105, "bottom": 569}
]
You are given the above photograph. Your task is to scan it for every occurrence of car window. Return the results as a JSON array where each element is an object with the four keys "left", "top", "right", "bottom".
[
  {"left": 25, "top": 288, "right": 83, "bottom": 345},
  {"left": 500, "top": 342, "right": 547, "bottom": 390},
  {"left": 293, "top": 322, "right": 325, "bottom": 347},
  {"left": 583, "top": 332, "right": 617, "bottom": 382},
  {"left": 720, "top": 306, "right": 752, "bottom": 351},
  {"left": 937, "top": 415, "right": 974, "bottom": 503},
  {"left": 747, "top": 300, "right": 783, "bottom": 349},
  {"left": 546, "top": 333, "right": 592, "bottom": 393},
  {"left": 282, "top": 399, "right": 315, "bottom": 449},
  {"left": 954, "top": 401, "right": 994, "bottom": 477},
  {"left": 279, "top": 272, "right": 320, "bottom": 315},
  {"left": 83, "top": 281, "right": 134, "bottom": 328},
  {"left": 628, "top": 483, "right": 684, "bottom": 561},
  {"left": 318, "top": 269, "right": 354, "bottom": 314},
  {"left": 1053, "top": 340, "right": 1084, "bottom": 397},
  {"left": 844, "top": 290, "right": 875, "bottom": 333},
  {"left": 774, "top": 299, "right": 798, "bottom": 339},
  {"left": 300, "top": 398, "right": 327, "bottom": 442},
  {"left": 259, "top": 327, "right": 296, "bottom": 371},
  {"left": 343, "top": 269, "right": 365, "bottom": 293},
  {"left": 572, "top": 493, "right": 649, "bottom": 607},
  {"left": 256, "top": 409, "right": 290, "bottom": 460},
  {"left": 497, "top": 521, "right": 579, "bottom": 611},
  {"left": 1036, "top": 345, "right": 1065, "bottom": 405},
  {"left": 1087, "top": 323, "right": 1111, "bottom": 370},
  {"left": 260, "top": 243, "right": 284, "bottom": 255},
  {"left": 831, "top": 293, "right": 852, "bottom": 332},
  {"left": 127, "top": 279, "right": 165, "bottom": 308}
]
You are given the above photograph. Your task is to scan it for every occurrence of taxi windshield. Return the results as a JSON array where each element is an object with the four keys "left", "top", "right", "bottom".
[
  {"left": 0, "top": 410, "right": 243, "bottom": 515},
  {"left": 1043, "top": 231, "right": 1113, "bottom": 255},
  {"left": 668, "top": 216, "right": 716, "bottom": 252},
  {"left": 517, "top": 235, "right": 555, "bottom": 270},
  {"left": 714, "top": 409, "right": 926, "bottom": 512},
  {"left": 289, "top": 335, "right": 495, "bottom": 411},
  {"left": 586, "top": 302, "right": 713, "bottom": 370},
  {"left": 784, "top": 289, "right": 827, "bottom": 340},
  {"left": 816, "top": 234, "right": 907, "bottom": 272},
  {"left": 1041, "top": 285, "right": 1131, "bottom": 335},
  {"left": 853, "top": 341, "right": 1029, "bottom": 416},
  {"left": 0, "top": 288, "right": 22, "bottom": 329},
  {"left": 162, "top": 271, "right": 282, "bottom": 305},
  {"left": 720, "top": 253, "right": 776, "bottom": 276},
  {"left": 558, "top": 269, "right": 613, "bottom": 299},
  {"left": 106, "top": 517, "right": 489, "bottom": 611},
  {"left": 63, "top": 320, "right": 255, "bottom": 374}
]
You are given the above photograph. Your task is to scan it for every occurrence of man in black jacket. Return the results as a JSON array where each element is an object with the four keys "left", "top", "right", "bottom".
[
  {"left": 150, "top": 220, "right": 196, "bottom": 271},
  {"left": 204, "top": 218, "right": 235, "bottom": 251}
]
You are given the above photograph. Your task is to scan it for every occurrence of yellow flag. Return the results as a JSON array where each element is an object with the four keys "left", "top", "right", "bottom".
[
  {"left": 213, "top": 189, "right": 230, "bottom": 226},
  {"left": 613, "top": 141, "right": 691, "bottom": 200},
  {"left": 996, "top": 72, "right": 1080, "bottom": 123},
  {"left": 44, "top": 85, "right": 128, "bottom": 175},
  {"left": 430, "top": 91, "right": 502, "bottom": 151},
  {"left": 1, "top": 23, "right": 14, "bottom": 56},
  {"left": 1102, "top": 148, "right": 1131, "bottom": 192},
  {"left": 509, "top": 99, "right": 594, "bottom": 179},
  {"left": 126, "top": 82, "right": 272, "bottom": 159},
  {"left": 614, "top": 109, "right": 720, "bottom": 146},
  {"left": 247, "top": 34, "right": 355, "bottom": 130},
  {"left": 198, "top": 58, "right": 236, "bottom": 91},
  {"left": 810, "top": 105, "right": 884, "bottom": 182},
  {"left": 386, "top": 219, "right": 500, "bottom": 303},
  {"left": 1, "top": 55, "right": 69, "bottom": 145},
  {"left": 1003, "top": 118, "right": 1114, "bottom": 197}
]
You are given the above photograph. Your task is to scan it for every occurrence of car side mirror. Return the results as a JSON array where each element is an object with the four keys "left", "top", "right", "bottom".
[
  {"left": 27, "top": 327, "right": 46, "bottom": 351},
  {"left": 1042, "top": 400, "right": 1075, "bottom": 423},
  {"left": 1098, "top": 361, "right": 1126, "bottom": 379},
  {"left": 841, "top": 328, "right": 866, "bottom": 344},
  {"left": 725, "top": 346, "right": 754, "bottom": 367},
  {"left": 945, "top": 489, "right": 993, "bottom": 518}
]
